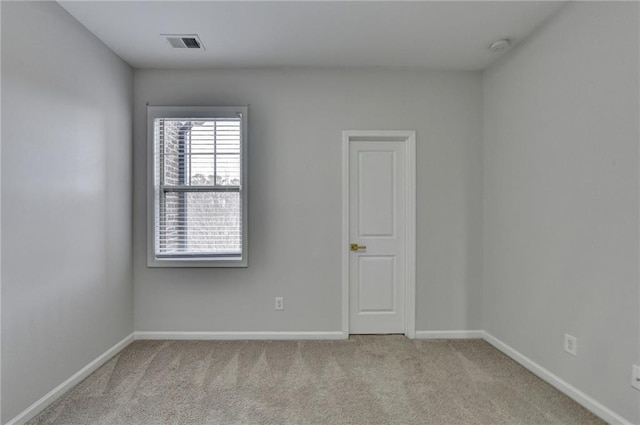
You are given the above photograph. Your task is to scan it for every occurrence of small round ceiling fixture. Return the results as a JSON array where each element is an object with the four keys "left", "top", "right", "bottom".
[{"left": 489, "top": 39, "right": 511, "bottom": 52}]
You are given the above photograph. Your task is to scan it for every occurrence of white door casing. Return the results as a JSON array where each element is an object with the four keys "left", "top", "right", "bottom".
[{"left": 342, "top": 131, "right": 416, "bottom": 337}]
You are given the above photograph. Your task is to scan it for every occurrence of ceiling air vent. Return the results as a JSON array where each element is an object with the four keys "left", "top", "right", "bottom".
[{"left": 162, "top": 34, "right": 205, "bottom": 50}]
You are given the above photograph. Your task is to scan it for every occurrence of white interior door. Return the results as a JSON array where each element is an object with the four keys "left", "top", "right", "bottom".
[{"left": 349, "top": 140, "right": 406, "bottom": 334}]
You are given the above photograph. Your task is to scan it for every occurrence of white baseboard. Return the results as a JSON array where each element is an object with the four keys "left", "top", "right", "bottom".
[
  {"left": 6, "top": 332, "right": 135, "bottom": 425},
  {"left": 135, "top": 331, "right": 348, "bottom": 340},
  {"left": 415, "top": 330, "right": 484, "bottom": 339},
  {"left": 482, "top": 331, "right": 635, "bottom": 425}
]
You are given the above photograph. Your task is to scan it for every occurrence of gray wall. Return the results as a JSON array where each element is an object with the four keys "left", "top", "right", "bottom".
[
  {"left": 133, "top": 69, "right": 483, "bottom": 333},
  {"left": 1, "top": 2, "right": 134, "bottom": 422},
  {"left": 483, "top": 2, "right": 640, "bottom": 423}
]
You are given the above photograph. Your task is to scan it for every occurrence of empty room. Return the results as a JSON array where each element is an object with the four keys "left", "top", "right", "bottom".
[{"left": 1, "top": 1, "right": 639, "bottom": 424}]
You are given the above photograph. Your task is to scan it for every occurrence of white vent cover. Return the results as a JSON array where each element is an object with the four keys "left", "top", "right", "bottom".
[{"left": 162, "top": 34, "right": 205, "bottom": 49}]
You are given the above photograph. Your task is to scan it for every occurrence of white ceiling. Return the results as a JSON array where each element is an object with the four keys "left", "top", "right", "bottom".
[{"left": 58, "top": 1, "right": 565, "bottom": 71}]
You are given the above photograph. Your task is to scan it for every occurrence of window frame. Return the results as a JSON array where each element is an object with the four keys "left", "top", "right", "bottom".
[{"left": 147, "top": 106, "right": 248, "bottom": 268}]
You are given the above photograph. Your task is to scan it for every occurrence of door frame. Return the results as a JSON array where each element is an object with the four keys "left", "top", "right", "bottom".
[{"left": 342, "top": 130, "right": 416, "bottom": 338}]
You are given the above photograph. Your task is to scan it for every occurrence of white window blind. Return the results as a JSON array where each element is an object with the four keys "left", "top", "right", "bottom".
[{"left": 148, "top": 107, "right": 248, "bottom": 267}]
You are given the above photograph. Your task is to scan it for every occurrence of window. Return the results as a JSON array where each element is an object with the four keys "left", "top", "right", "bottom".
[{"left": 147, "top": 106, "right": 248, "bottom": 267}]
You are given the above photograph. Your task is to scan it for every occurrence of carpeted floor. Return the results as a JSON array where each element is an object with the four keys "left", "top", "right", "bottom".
[{"left": 27, "top": 336, "right": 604, "bottom": 425}]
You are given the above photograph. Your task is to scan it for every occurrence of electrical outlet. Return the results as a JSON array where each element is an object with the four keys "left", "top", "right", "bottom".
[
  {"left": 632, "top": 365, "right": 640, "bottom": 391},
  {"left": 564, "top": 334, "right": 577, "bottom": 356},
  {"left": 275, "top": 297, "right": 284, "bottom": 311}
]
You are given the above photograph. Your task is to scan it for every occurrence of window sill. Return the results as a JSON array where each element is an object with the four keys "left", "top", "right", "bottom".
[{"left": 147, "top": 256, "right": 248, "bottom": 268}]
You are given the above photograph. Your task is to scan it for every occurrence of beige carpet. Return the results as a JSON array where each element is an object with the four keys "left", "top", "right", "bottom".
[{"left": 27, "top": 336, "right": 604, "bottom": 425}]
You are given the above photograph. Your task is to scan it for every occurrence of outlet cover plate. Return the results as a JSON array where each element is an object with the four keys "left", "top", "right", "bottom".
[
  {"left": 632, "top": 365, "right": 640, "bottom": 391},
  {"left": 275, "top": 297, "right": 284, "bottom": 311},
  {"left": 564, "top": 334, "right": 577, "bottom": 356}
]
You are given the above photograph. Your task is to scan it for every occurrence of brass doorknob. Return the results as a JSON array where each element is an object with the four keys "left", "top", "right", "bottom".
[{"left": 350, "top": 243, "right": 367, "bottom": 251}]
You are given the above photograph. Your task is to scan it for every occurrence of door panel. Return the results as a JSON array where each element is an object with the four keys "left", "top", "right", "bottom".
[
  {"left": 349, "top": 141, "right": 405, "bottom": 334},
  {"left": 358, "top": 256, "right": 395, "bottom": 312},
  {"left": 358, "top": 151, "right": 395, "bottom": 237}
]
